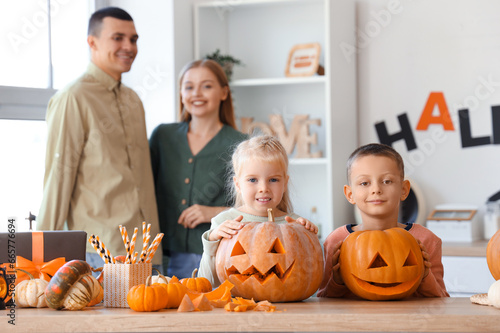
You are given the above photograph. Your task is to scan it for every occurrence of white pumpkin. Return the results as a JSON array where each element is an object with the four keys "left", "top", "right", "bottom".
[
  {"left": 14, "top": 270, "right": 49, "bottom": 308},
  {"left": 488, "top": 280, "right": 500, "bottom": 308},
  {"left": 151, "top": 274, "right": 171, "bottom": 285}
]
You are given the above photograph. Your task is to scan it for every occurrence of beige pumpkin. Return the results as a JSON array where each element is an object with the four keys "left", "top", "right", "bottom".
[
  {"left": 61, "top": 275, "right": 101, "bottom": 310},
  {"left": 15, "top": 269, "right": 48, "bottom": 308},
  {"left": 151, "top": 268, "right": 171, "bottom": 285}
]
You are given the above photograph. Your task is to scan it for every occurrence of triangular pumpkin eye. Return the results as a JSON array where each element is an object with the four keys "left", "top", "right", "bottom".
[
  {"left": 403, "top": 250, "right": 417, "bottom": 266},
  {"left": 268, "top": 238, "right": 285, "bottom": 254},
  {"left": 368, "top": 253, "right": 388, "bottom": 268},
  {"left": 230, "top": 241, "right": 246, "bottom": 256}
]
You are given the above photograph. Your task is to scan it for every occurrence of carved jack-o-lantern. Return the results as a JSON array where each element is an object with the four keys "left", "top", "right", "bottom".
[
  {"left": 215, "top": 219, "right": 323, "bottom": 302},
  {"left": 339, "top": 227, "right": 424, "bottom": 301}
]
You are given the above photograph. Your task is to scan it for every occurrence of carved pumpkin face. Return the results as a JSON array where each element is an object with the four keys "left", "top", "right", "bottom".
[
  {"left": 339, "top": 228, "right": 424, "bottom": 301},
  {"left": 216, "top": 221, "right": 323, "bottom": 302}
]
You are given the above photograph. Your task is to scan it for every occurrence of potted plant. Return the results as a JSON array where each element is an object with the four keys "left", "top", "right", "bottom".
[{"left": 205, "top": 49, "right": 243, "bottom": 81}]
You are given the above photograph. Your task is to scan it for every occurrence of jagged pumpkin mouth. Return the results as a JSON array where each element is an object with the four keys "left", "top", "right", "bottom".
[
  {"left": 226, "top": 261, "right": 295, "bottom": 285},
  {"left": 352, "top": 274, "right": 419, "bottom": 292}
]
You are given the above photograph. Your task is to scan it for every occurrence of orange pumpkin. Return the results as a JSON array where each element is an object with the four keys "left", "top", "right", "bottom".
[
  {"left": 487, "top": 229, "right": 500, "bottom": 280},
  {"left": 155, "top": 275, "right": 187, "bottom": 308},
  {"left": 339, "top": 227, "right": 425, "bottom": 301},
  {"left": 215, "top": 220, "right": 324, "bottom": 302},
  {"left": 180, "top": 269, "right": 212, "bottom": 293},
  {"left": 127, "top": 275, "right": 168, "bottom": 312}
]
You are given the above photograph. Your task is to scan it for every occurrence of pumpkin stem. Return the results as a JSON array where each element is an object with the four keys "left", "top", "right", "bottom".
[
  {"left": 91, "top": 267, "right": 103, "bottom": 273},
  {"left": 268, "top": 208, "right": 275, "bottom": 222},
  {"left": 152, "top": 267, "right": 169, "bottom": 284},
  {"left": 146, "top": 275, "right": 152, "bottom": 287},
  {"left": 191, "top": 268, "right": 198, "bottom": 278},
  {"left": 15, "top": 268, "right": 35, "bottom": 280}
]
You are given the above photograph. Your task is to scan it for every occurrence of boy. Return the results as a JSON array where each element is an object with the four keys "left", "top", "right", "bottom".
[{"left": 318, "top": 143, "right": 449, "bottom": 298}]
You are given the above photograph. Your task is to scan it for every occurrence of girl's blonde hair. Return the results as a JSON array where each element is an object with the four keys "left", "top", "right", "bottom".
[
  {"left": 230, "top": 135, "right": 293, "bottom": 213},
  {"left": 178, "top": 59, "right": 237, "bottom": 129}
]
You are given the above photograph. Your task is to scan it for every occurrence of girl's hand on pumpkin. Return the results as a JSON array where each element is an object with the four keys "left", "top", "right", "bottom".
[
  {"left": 178, "top": 205, "right": 226, "bottom": 229},
  {"left": 331, "top": 240, "right": 344, "bottom": 285},
  {"left": 208, "top": 215, "right": 245, "bottom": 241},
  {"left": 417, "top": 240, "right": 431, "bottom": 278},
  {"left": 285, "top": 216, "right": 318, "bottom": 234}
]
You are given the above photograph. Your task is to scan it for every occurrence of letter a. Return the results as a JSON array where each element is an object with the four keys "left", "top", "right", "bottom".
[{"left": 416, "top": 92, "right": 454, "bottom": 131}]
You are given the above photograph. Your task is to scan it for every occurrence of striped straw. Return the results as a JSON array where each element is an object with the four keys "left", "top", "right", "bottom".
[
  {"left": 88, "top": 235, "right": 112, "bottom": 264},
  {"left": 145, "top": 233, "right": 164, "bottom": 263},
  {"left": 95, "top": 235, "right": 113, "bottom": 264},
  {"left": 129, "top": 227, "right": 139, "bottom": 262},
  {"left": 146, "top": 223, "right": 151, "bottom": 241},
  {"left": 139, "top": 233, "right": 151, "bottom": 263},
  {"left": 132, "top": 252, "right": 138, "bottom": 264},
  {"left": 119, "top": 225, "right": 131, "bottom": 264}
]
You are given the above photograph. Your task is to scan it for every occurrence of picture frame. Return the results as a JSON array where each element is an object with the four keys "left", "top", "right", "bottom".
[{"left": 285, "top": 43, "right": 322, "bottom": 77}]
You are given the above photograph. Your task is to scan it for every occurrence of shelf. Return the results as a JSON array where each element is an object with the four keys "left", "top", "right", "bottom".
[
  {"left": 196, "top": 0, "right": 322, "bottom": 10},
  {"left": 230, "top": 76, "right": 326, "bottom": 87},
  {"left": 442, "top": 240, "right": 488, "bottom": 257}
]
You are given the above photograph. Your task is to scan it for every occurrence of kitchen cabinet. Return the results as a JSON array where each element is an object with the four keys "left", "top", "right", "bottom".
[{"left": 193, "top": 0, "right": 357, "bottom": 240}]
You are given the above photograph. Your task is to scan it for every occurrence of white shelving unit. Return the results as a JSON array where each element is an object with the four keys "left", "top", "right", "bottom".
[{"left": 193, "top": 0, "right": 357, "bottom": 241}]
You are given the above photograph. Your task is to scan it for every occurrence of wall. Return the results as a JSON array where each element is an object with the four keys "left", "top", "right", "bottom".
[
  {"left": 108, "top": 0, "right": 177, "bottom": 134},
  {"left": 355, "top": 0, "right": 500, "bottom": 228}
]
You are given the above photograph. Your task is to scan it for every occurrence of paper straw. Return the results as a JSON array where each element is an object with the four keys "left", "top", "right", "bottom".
[
  {"left": 132, "top": 252, "right": 138, "bottom": 264},
  {"left": 88, "top": 235, "right": 112, "bottom": 264},
  {"left": 130, "top": 227, "right": 138, "bottom": 258},
  {"left": 120, "top": 225, "right": 131, "bottom": 264},
  {"left": 139, "top": 234, "right": 151, "bottom": 263},
  {"left": 142, "top": 221, "right": 146, "bottom": 243},
  {"left": 146, "top": 223, "right": 151, "bottom": 241},
  {"left": 145, "top": 233, "right": 164, "bottom": 263},
  {"left": 95, "top": 235, "right": 113, "bottom": 264}
]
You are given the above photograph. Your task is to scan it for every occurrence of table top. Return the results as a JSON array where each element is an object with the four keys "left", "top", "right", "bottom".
[{"left": 3, "top": 297, "right": 500, "bottom": 332}]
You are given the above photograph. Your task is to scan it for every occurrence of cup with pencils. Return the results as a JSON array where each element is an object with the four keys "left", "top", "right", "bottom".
[{"left": 88, "top": 222, "right": 163, "bottom": 308}]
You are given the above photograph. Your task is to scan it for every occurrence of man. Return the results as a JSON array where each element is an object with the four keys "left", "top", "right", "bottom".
[{"left": 38, "top": 7, "right": 162, "bottom": 269}]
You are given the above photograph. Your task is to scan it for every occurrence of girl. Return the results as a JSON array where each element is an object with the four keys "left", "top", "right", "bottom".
[
  {"left": 150, "top": 59, "right": 247, "bottom": 278},
  {"left": 198, "top": 135, "right": 318, "bottom": 287}
]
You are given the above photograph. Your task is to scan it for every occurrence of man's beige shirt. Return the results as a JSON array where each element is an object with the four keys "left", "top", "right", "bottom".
[{"left": 37, "top": 62, "right": 161, "bottom": 265}]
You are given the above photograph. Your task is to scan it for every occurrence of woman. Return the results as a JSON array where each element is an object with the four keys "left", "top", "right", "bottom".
[{"left": 150, "top": 59, "right": 247, "bottom": 278}]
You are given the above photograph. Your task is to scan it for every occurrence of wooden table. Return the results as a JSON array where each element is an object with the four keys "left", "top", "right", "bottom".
[{"left": 2, "top": 297, "right": 499, "bottom": 332}]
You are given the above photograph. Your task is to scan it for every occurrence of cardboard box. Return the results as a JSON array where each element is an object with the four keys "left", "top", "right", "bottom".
[
  {"left": 0, "top": 231, "right": 87, "bottom": 263},
  {"left": 103, "top": 262, "right": 152, "bottom": 308}
]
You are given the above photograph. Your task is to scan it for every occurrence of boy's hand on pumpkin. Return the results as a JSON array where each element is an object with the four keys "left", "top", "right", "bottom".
[
  {"left": 208, "top": 215, "right": 245, "bottom": 241},
  {"left": 417, "top": 240, "right": 431, "bottom": 278},
  {"left": 285, "top": 216, "right": 318, "bottom": 234}
]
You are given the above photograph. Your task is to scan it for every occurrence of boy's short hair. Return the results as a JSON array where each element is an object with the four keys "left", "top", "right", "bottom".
[
  {"left": 88, "top": 7, "right": 133, "bottom": 37},
  {"left": 346, "top": 143, "right": 405, "bottom": 183}
]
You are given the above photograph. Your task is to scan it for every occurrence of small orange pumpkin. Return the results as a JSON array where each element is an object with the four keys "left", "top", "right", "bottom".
[
  {"left": 127, "top": 275, "right": 168, "bottom": 312},
  {"left": 154, "top": 275, "right": 187, "bottom": 308},
  {"left": 339, "top": 227, "right": 425, "bottom": 301},
  {"left": 487, "top": 229, "right": 500, "bottom": 280},
  {"left": 180, "top": 268, "right": 212, "bottom": 293}
]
